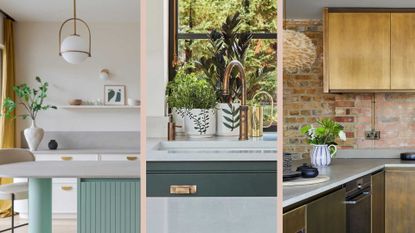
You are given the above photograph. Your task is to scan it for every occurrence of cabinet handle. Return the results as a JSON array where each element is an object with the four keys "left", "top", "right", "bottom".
[
  {"left": 170, "top": 185, "right": 197, "bottom": 195},
  {"left": 126, "top": 156, "right": 138, "bottom": 161},
  {"left": 61, "top": 156, "right": 73, "bottom": 161},
  {"left": 61, "top": 186, "right": 73, "bottom": 191}
]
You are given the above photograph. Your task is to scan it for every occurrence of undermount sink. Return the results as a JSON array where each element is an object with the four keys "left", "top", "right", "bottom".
[{"left": 155, "top": 135, "right": 277, "bottom": 153}]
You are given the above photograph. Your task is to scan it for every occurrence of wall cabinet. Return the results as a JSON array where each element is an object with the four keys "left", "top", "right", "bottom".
[
  {"left": 372, "top": 171, "right": 385, "bottom": 233},
  {"left": 324, "top": 9, "right": 415, "bottom": 92},
  {"left": 385, "top": 168, "right": 415, "bottom": 233}
]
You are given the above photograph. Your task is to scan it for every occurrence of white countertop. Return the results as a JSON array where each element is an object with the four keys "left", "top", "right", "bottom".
[
  {"left": 283, "top": 158, "right": 415, "bottom": 208},
  {"left": 146, "top": 134, "right": 277, "bottom": 161},
  {"left": 0, "top": 161, "right": 140, "bottom": 178},
  {"left": 33, "top": 149, "right": 140, "bottom": 154}
]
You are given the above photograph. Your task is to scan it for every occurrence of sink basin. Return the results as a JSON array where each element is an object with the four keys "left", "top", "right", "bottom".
[{"left": 155, "top": 137, "right": 277, "bottom": 153}]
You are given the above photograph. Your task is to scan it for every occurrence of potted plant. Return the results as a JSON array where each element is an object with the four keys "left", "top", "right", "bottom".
[
  {"left": 300, "top": 118, "right": 346, "bottom": 167},
  {"left": 1, "top": 77, "right": 57, "bottom": 151},
  {"left": 167, "top": 72, "right": 217, "bottom": 137}
]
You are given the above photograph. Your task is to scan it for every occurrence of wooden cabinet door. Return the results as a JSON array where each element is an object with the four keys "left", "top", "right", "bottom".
[
  {"left": 307, "top": 188, "right": 346, "bottom": 233},
  {"left": 372, "top": 171, "right": 385, "bottom": 233},
  {"left": 326, "top": 12, "right": 391, "bottom": 91},
  {"left": 391, "top": 13, "right": 415, "bottom": 89},
  {"left": 385, "top": 169, "right": 415, "bottom": 233},
  {"left": 283, "top": 206, "right": 306, "bottom": 233}
]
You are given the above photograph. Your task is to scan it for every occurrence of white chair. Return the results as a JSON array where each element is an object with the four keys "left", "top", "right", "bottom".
[{"left": 0, "top": 149, "right": 34, "bottom": 233}]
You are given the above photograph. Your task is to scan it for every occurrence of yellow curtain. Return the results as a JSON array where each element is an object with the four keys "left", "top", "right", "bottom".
[{"left": 0, "top": 18, "right": 16, "bottom": 217}]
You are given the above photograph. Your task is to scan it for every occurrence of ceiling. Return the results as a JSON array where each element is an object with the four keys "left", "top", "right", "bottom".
[
  {"left": 0, "top": 0, "right": 139, "bottom": 22},
  {"left": 286, "top": 0, "right": 415, "bottom": 19}
]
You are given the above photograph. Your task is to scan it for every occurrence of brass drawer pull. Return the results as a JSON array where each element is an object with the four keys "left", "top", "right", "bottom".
[
  {"left": 61, "top": 156, "right": 73, "bottom": 161},
  {"left": 126, "top": 156, "right": 138, "bottom": 161},
  {"left": 170, "top": 185, "right": 197, "bottom": 195},
  {"left": 61, "top": 186, "right": 73, "bottom": 191}
]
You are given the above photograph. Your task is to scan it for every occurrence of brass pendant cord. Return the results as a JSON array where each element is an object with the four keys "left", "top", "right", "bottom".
[
  {"left": 172, "top": 0, "right": 178, "bottom": 68},
  {"left": 73, "top": 0, "right": 77, "bottom": 35}
]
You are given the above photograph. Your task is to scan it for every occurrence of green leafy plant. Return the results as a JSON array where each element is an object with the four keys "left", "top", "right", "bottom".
[
  {"left": 222, "top": 103, "right": 240, "bottom": 131},
  {"left": 166, "top": 68, "right": 216, "bottom": 110},
  {"left": 300, "top": 119, "right": 346, "bottom": 145},
  {"left": 2, "top": 77, "right": 57, "bottom": 121}
]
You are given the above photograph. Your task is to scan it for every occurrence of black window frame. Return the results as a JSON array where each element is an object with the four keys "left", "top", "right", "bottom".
[{"left": 168, "top": 0, "right": 278, "bottom": 81}]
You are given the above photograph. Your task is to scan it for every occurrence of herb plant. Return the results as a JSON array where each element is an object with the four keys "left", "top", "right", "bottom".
[
  {"left": 2, "top": 77, "right": 57, "bottom": 121},
  {"left": 300, "top": 118, "right": 346, "bottom": 145}
]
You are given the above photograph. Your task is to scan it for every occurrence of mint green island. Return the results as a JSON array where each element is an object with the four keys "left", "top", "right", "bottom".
[{"left": 0, "top": 161, "right": 140, "bottom": 233}]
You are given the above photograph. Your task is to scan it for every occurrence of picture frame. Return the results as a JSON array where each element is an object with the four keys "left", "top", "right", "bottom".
[{"left": 104, "top": 85, "right": 126, "bottom": 105}]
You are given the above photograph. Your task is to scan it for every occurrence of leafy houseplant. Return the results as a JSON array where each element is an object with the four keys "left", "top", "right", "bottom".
[
  {"left": 166, "top": 71, "right": 217, "bottom": 137},
  {"left": 300, "top": 119, "right": 346, "bottom": 167},
  {"left": 2, "top": 77, "right": 57, "bottom": 151}
]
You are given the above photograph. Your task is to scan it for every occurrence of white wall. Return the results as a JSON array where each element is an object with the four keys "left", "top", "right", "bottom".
[{"left": 14, "top": 21, "right": 140, "bottom": 145}]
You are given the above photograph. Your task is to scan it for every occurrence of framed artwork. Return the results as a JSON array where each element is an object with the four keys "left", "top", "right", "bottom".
[{"left": 104, "top": 85, "right": 126, "bottom": 105}]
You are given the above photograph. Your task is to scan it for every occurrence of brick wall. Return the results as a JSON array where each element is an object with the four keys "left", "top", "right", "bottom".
[{"left": 284, "top": 19, "right": 415, "bottom": 158}]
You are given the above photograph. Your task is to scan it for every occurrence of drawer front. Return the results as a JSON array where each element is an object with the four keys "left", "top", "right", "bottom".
[
  {"left": 100, "top": 154, "right": 139, "bottom": 161},
  {"left": 52, "top": 182, "right": 77, "bottom": 214},
  {"left": 147, "top": 161, "right": 277, "bottom": 197},
  {"left": 35, "top": 154, "right": 99, "bottom": 161}
]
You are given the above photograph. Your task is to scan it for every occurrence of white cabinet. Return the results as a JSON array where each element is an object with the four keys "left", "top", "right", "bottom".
[
  {"left": 100, "top": 153, "right": 139, "bottom": 161},
  {"left": 35, "top": 153, "right": 99, "bottom": 161},
  {"left": 52, "top": 181, "right": 78, "bottom": 219}
]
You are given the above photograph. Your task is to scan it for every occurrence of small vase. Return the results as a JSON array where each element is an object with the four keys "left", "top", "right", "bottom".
[
  {"left": 216, "top": 103, "right": 240, "bottom": 136},
  {"left": 310, "top": 144, "right": 337, "bottom": 167},
  {"left": 24, "top": 120, "right": 44, "bottom": 151},
  {"left": 48, "top": 140, "right": 58, "bottom": 150},
  {"left": 184, "top": 108, "right": 216, "bottom": 138}
]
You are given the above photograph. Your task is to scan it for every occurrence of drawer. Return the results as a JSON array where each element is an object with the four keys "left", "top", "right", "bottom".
[
  {"left": 147, "top": 161, "right": 277, "bottom": 197},
  {"left": 52, "top": 182, "right": 77, "bottom": 214},
  {"left": 100, "top": 154, "right": 139, "bottom": 161},
  {"left": 53, "top": 178, "right": 77, "bottom": 184},
  {"left": 35, "top": 154, "right": 99, "bottom": 161}
]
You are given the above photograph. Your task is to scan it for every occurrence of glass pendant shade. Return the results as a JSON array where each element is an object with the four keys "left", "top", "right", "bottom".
[{"left": 61, "top": 35, "right": 89, "bottom": 64}]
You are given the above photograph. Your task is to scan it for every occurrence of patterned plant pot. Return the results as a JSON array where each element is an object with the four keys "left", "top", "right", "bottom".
[
  {"left": 216, "top": 103, "right": 240, "bottom": 136},
  {"left": 310, "top": 144, "right": 337, "bottom": 167},
  {"left": 172, "top": 107, "right": 186, "bottom": 135},
  {"left": 184, "top": 108, "right": 216, "bottom": 138}
]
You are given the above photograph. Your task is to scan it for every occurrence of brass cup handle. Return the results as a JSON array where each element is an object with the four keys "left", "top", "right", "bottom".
[
  {"left": 126, "top": 156, "right": 138, "bottom": 161},
  {"left": 61, "top": 186, "right": 73, "bottom": 191},
  {"left": 251, "top": 91, "right": 274, "bottom": 128},
  {"left": 61, "top": 156, "right": 73, "bottom": 161},
  {"left": 170, "top": 185, "right": 197, "bottom": 195}
]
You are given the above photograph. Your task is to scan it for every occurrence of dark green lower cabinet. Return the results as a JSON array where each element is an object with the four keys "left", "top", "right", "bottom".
[
  {"left": 78, "top": 179, "right": 140, "bottom": 233},
  {"left": 307, "top": 188, "right": 346, "bottom": 233}
]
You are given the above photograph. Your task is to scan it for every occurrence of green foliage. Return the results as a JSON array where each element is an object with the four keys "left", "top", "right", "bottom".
[
  {"left": 301, "top": 119, "right": 346, "bottom": 145},
  {"left": 166, "top": 68, "right": 217, "bottom": 109},
  {"left": 1, "top": 77, "right": 57, "bottom": 120}
]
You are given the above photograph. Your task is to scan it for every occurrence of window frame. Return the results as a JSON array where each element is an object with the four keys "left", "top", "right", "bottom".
[{"left": 168, "top": 0, "right": 278, "bottom": 81}]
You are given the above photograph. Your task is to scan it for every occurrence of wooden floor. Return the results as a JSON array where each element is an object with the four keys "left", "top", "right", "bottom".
[{"left": 0, "top": 215, "right": 76, "bottom": 233}]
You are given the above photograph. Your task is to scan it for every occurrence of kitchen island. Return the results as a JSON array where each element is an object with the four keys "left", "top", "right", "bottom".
[{"left": 0, "top": 161, "right": 140, "bottom": 233}]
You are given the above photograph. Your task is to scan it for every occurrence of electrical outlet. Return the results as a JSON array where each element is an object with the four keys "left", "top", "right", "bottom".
[{"left": 365, "top": 130, "right": 381, "bottom": 140}]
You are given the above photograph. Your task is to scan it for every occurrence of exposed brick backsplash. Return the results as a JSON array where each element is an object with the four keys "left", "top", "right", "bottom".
[{"left": 284, "top": 19, "right": 415, "bottom": 158}]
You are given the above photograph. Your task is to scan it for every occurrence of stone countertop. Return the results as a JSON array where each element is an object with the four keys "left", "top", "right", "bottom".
[
  {"left": 33, "top": 149, "right": 140, "bottom": 154},
  {"left": 283, "top": 158, "right": 415, "bottom": 208},
  {"left": 0, "top": 161, "right": 140, "bottom": 178},
  {"left": 146, "top": 133, "right": 277, "bottom": 162}
]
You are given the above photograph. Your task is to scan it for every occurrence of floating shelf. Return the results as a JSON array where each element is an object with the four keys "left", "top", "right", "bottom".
[{"left": 57, "top": 105, "right": 140, "bottom": 109}]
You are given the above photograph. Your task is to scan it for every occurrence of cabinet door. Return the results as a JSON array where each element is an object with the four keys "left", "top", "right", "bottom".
[
  {"left": 372, "top": 171, "right": 385, "bottom": 233},
  {"left": 283, "top": 206, "right": 306, "bottom": 233},
  {"left": 385, "top": 169, "right": 415, "bottom": 233},
  {"left": 307, "top": 188, "right": 346, "bottom": 233},
  {"left": 326, "top": 12, "right": 391, "bottom": 91},
  {"left": 391, "top": 13, "right": 415, "bottom": 89}
]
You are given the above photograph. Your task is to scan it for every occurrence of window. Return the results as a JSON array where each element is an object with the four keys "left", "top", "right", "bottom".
[{"left": 169, "top": 0, "right": 278, "bottom": 82}]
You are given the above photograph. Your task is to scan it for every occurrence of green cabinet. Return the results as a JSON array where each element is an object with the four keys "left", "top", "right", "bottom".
[{"left": 78, "top": 179, "right": 140, "bottom": 233}]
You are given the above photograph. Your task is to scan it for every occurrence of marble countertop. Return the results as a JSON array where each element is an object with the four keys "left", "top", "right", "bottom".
[
  {"left": 33, "top": 149, "right": 140, "bottom": 154},
  {"left": 0, "top": 161, "right": 140, "bottom": 178},
  {"left": 146, "top": 133, "right": 277, "bottom": 161},
  {"left": 283, "top": 158, "right": 415, "bottom": 208}
]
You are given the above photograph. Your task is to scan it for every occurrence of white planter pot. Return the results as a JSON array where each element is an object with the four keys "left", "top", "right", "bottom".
[
  {"left": 23, "top": 120, "right": 44, "bottom": 151},
  {"left": 184, "top": 109, "right": 216, "bottom": 138},
  {"left": 310, "top": 144, "right": 337, "bottom": 167},
  {"left": 216, "top": 103, "right": 240, "bottom": 136},
  {"left": 172, "top": 108, "right": 186, "bottom": 135}
]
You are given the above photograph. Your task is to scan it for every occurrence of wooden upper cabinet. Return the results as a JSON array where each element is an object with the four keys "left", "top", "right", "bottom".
[
  {"left": 391, "top": 13, "right": 415, "bottom": 89},
  {"left": 325, "top": 11, "right": 391, "bottom": 92}
]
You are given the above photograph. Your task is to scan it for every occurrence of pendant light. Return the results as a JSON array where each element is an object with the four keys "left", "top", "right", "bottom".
[{"left": 59, "top": 0, "right": 91, "bottom": 64}]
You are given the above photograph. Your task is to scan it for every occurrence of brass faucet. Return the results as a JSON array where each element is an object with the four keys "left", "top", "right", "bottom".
[{"left": 223, "top": 60, "right": 249, "bottom": 140}]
